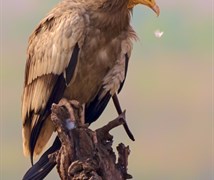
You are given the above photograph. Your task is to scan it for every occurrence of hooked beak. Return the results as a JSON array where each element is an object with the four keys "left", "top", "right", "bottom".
[
  {"left": 150, "top": 4, "right": 160, "bottom": 16},
  {"left": 138, "top": 0, "right": 160, "bottom": 16}
]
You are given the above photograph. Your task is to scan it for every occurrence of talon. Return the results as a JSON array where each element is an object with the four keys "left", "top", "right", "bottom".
[
  {"left": 58, "top": 98, "right": 76, "bottom": 122},
  {"left": 69, "top": 100, "right": 81, "bottom": 109},
  {"left": 57, "top": 98, "right": 86, "bottom": 128},
  {"left": 69, "top": 101, "right": 85, "bottom": 127}
]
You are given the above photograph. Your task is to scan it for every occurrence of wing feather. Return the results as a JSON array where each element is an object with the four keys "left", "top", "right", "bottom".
[
  {"left": 22, "top": 8, "right": 85, "bottom": 158},
  {"left": 118, "top": 53, "right": 129, "bottom": 93},
  {"left": 25, "top": 12, "right": 84, "bottom": 86}
]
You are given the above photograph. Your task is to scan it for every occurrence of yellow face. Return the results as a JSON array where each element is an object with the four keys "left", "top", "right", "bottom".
[{"left": 128, "top": 0, "right": 160, "bottom": 16}]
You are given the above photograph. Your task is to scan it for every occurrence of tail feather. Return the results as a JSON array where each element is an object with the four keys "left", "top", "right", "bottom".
[{"left": 23, "top": 137, "right": 61, "bottom": 180}]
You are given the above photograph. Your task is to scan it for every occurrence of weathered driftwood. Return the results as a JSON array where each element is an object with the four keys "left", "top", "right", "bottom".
[{"left": 49, "top": 99, "right": 132, "bottom": 180}]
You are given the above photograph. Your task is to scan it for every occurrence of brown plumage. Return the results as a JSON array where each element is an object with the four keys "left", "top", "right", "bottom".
[{"left": 22, "top": 0, "right": 160, "bottom": 164}]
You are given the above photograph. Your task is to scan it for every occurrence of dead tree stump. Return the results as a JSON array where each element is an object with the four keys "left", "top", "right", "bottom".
[{"left": 49, "top": 99, "right": 132, "bottom": 180}]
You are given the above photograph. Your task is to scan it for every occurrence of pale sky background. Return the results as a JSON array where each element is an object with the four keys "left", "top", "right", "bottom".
[{"left": 1, "top": 0, "right": 213, "bottom": 179}]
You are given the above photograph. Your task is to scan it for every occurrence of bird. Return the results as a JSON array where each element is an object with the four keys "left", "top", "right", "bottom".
[{"left": 22, "top": 0, "right": 159, "bottom": 179}]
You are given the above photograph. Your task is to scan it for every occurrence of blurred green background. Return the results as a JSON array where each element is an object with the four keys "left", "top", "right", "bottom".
[{"left": 1, "top": 0, "right": 213, "bottom": 179}]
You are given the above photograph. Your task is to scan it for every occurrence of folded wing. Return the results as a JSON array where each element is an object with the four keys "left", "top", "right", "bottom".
[{"left": 21, "top": 10, "right": 85, "bottom": 163}]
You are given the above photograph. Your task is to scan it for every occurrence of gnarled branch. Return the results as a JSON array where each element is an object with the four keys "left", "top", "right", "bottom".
[{"left": 50, "top": 99, "right": 132, "bottom": 180}]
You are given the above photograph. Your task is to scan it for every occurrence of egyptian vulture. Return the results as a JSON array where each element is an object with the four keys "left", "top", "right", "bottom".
[{"left": 22, "top": 0, "right": 159, "bottom": 178}]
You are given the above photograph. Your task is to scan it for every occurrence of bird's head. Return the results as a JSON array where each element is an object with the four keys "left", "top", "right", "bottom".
[{"left": 128, "top": 0, "right": 160, "bottom": 16}]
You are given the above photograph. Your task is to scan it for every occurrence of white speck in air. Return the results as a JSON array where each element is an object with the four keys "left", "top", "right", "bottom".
[{"left": 154, "top": 29, "right": 164, "bottom": 38}]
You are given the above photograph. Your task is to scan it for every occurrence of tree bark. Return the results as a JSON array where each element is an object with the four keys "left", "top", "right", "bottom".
[{"left": 49, "top": 99, "right": 132, "bottom": 180}]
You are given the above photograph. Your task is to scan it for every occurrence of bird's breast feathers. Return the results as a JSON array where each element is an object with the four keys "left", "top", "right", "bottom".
[{"left": 63, "top": 30, "right": 133, "bottom": 103}]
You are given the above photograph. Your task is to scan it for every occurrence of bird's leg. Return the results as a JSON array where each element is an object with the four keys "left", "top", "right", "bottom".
[
  {"left": 112, "top": 94, "right": 135, "bottom": 141},
  {"left": 71, "top": 102, "right": 88, "bottom": 128},
  {"left": 58, "top": 98, "right": 76, "bottom": 123},
  {"left": 79, "top": 103, "right": 86, "bottom": 126},
  {"left": 58, "top": 98, "right": 87, "bottom": 128}
]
